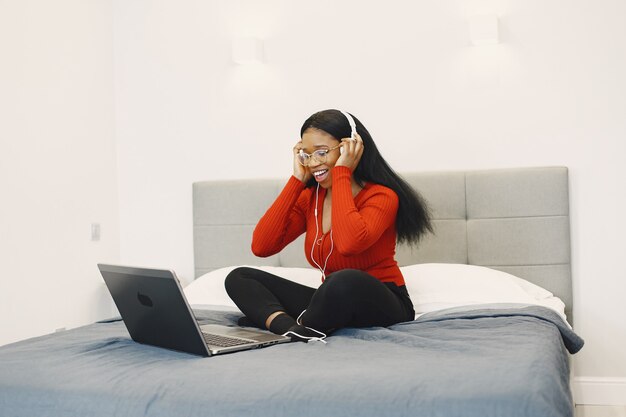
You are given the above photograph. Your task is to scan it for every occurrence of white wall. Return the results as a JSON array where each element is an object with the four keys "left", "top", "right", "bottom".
[
  {"left": 113, "top": 0, "right": 626, "bottom": 394},
  {"left": 1, "top": 0, "right": 625, "bottom": 404},
  {"left": 0, "top": 0, "right": 120, "bottom": 345}
]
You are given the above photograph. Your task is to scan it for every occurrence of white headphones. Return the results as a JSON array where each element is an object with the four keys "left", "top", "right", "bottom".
[
  {"left": 339, "top": 110, "right": 357, "bottom": 154},
  {"left": 340, "top": 110, "right": 357, "bottom": 138},
  {"left": 309, "top": 110, "right": 356, "bottom": 279}
]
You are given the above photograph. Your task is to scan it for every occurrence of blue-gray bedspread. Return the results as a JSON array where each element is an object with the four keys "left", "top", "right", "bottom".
[{"left": 0, "top": 304, "right": 583, "bottom": 417}]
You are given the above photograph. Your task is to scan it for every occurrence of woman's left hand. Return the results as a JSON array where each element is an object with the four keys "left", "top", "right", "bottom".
[{"left": 335, "top": 133, "right": 364, "bottom": 171}]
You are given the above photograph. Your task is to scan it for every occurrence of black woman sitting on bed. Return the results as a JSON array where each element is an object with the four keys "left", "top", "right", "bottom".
[{"left": 225, "top": 109, "right": 432, "bottom": 342}]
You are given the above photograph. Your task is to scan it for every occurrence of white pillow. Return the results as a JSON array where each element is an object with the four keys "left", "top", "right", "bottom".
[
  {"left": 400, "top": 263, "right": 567, "bottom": 323},
  {"left": 184, "top": 263, "right": 568, "bottom": 325},
  {"left": 184, "top": 266, "right": 321, "bottom": 309}
]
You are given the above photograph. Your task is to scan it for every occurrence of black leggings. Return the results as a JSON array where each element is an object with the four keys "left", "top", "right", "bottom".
[{"left": 224, "top": 267, "right": 415, "bottom": 334}]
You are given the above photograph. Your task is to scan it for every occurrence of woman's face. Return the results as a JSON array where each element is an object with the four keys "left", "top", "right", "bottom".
[{"left": 300, "top": 127, "right": 342, "bottom": 189}]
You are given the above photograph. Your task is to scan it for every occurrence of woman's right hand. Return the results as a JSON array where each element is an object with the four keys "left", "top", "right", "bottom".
[{"left": 293, "top": 141, "right": 311, "bottom": 183}]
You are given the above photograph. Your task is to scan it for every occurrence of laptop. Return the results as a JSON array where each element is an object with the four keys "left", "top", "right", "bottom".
[{"left": 98, "top": 264, "right": 291, "bottom": 356}]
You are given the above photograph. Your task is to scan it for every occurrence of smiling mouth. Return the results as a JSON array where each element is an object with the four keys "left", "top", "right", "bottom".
[{"left": 312, "top": 169, "right": 329, "bottom": 181}]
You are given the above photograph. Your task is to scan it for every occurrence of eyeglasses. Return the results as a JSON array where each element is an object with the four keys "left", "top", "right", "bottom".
[{"left": 296, "top": 144, "right": 342, "bottom": 166}]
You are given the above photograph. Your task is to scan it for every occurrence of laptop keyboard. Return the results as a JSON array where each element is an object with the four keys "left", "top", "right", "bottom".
[{"left": 202, "top": 332, "right": 252, "bottom": 348}]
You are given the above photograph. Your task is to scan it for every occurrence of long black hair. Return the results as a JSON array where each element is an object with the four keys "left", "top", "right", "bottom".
[{"left": 300, "top": 109, "right": 433, "bottom": 246}]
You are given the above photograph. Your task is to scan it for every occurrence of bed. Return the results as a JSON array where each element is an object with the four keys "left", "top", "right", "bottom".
[{"left": 0, "top": 166, "right": 583, "bottom": 417}]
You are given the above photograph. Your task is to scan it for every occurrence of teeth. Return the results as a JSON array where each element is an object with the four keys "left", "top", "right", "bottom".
[{"left": 313, "top": 169, "right": 328, "bottom": 177}]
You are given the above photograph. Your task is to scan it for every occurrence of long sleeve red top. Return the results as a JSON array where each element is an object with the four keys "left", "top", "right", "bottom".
[{"left": 251, "top": 166, "right": 405, "bottom": 286}]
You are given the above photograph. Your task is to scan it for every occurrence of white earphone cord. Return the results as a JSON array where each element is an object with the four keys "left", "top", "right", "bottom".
[
  {"left": 282, "top": 310, "right": 327, "bottom": 343},
  {"left": 310, "top": 183, "right": 334, "bottom": 281},
  {"left": 302, "top": 110, "right": 354, "bottom": 342}
]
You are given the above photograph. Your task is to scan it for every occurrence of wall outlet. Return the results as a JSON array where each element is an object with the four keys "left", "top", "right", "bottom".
[{"left": 91, "top": 223, "right": 101, "bottom": 241}]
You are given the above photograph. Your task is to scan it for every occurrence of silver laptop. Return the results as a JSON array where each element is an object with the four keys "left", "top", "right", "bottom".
[{"left": 98, "top": 264, "right": 291, "bottom": 356}]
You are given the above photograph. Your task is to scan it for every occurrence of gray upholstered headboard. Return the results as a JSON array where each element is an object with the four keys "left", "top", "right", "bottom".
[{"left": 193, "top": 166, "right": 572, "bottom": 319}]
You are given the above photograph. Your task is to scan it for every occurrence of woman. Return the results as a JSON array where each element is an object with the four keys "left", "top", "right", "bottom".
[{"left": 225, "top": 109, "right": 432, "bottom": 342}]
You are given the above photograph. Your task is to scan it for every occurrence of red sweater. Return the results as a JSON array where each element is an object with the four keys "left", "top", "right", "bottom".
[{"left": 252, "top": 166, "right": 405, "bottom": 286}]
